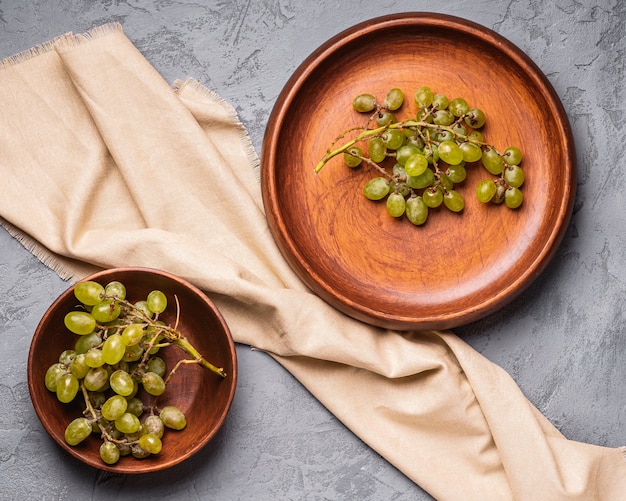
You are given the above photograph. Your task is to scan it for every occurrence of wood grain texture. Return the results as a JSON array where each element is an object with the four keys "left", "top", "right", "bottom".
[
  {"left": 27, "top": 267, "right": 237, "bottom": 474},
  {"left": 261, "top": 12, "right": 576, "bottom": 330}
]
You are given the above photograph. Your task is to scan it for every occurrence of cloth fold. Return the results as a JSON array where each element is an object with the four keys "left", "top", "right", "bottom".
[{"left": 1, "top": 23, "right": 624, "bottom": 500}]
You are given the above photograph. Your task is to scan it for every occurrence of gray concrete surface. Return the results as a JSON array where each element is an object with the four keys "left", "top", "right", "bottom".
[{"left": 0, "top": 1, "right": 624, "bottom": 500}]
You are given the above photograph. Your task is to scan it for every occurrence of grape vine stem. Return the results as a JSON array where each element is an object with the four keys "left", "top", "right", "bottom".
[
  {"left": 103, "top": 294, "right": 227, "bottom": 378},
  {"left": 314, "top": 119, "right": 484, "bottom": 174}
]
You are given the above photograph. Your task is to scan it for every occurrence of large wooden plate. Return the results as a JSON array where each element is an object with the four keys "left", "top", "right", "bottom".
[{"left": 261, "top": 13, "right": 575, "bottom": 331}]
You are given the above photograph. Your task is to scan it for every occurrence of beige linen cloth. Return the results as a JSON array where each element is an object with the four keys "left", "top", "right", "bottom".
[{"left": 0, "top": 24, "right": 624, "bottom": 500}]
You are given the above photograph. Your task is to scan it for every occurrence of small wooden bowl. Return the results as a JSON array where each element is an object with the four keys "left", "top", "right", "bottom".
[
  {"left": 261, "top": 13, "right": 575, "bottom": 330},
  {"left": 27, "top": 267, "right": 237, "bottom": 473}
]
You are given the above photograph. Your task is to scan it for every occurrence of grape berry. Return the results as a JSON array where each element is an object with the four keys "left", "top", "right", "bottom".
[
  {"left": 45, "top": 279, "right": 226, "bottom": 465},
  {"left": 315, "top": 86, "right": 526, "bottom": 225}
]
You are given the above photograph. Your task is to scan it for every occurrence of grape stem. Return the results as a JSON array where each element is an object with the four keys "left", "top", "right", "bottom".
[
  {"left": 102, "top": 294, "right": 227, "bottom": 379},
  {"left": 314, "top": 119, "right": 483, "bottom": 173},
  {"left": 173, "top": 337, "right": 227, "bottom": 378}
]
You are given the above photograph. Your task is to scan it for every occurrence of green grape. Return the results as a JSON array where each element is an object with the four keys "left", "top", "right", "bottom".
[
  {"left": 102, "top": 333, "right": 126, "bottom": 365},
  {"left": 446, "top": 164, "right": 467, "bottom": 184},
  {"left": 65, "top": 417, "right": 92, "bottom": 446},
  {"left": 444, "top": 190, "right": 465, "bottom": 212},
  {"left": 74, "top": 332, "right": 102, "bottom": 354},
  {"left": 395, "top": 144, "right": 421, "bottom": 166},
  {"left": 405, "top": 134, "right": 425, "bottom": 149},
  {"left": 503, "top": 146, "right": 522, "bottom": 165},
  {"left": 74, "top": 281, "right": 105, "bottom": 306},
  {"left": 84, "top": 366, "right": 109, "bottom": 392},
  {"left": 144, "top": 330, "right": 165, "bottom": 355},
  {"left": 126, "top": 397, "right": 144, "bottom": 417},
  {"left": 406, "top": 168, "right": 435, "bottom": 190},
  {"left": 143, "top": 415, "right": 165, "bottom": 438},
  {"left": 432, "top": 93, "right": 449, "bottom": 110},
  {"left": 89, "top": 391, "right": 107, "bottom": 408},
  {"left": 160, "top": 406, "right": 187, "bottom": 430},
  {"left": 124, "top": 428, "right": 146, "bottom": 443},
  {"left": 376, "top": 110, "right": 396, "bottom": 126},
  {"left": 122, "top": 343, "right": 144, "bottom": 363},
  {"left": 384, "top": 88, "right": 404, "bottom": 111},
  {"left": 121, "top": 324, "right": 144, "bottom": 346},
  {"left": 433, "top": 130, "right": 453, "bottom": 142},
  {"left": 423, "top": 187, "right": 443, "bottom": 208},
  {"left": 414, "top": 86, "right": 434, "bottom": 107},
  {"left": 91, "top": 299, "right": 121, "bottom": 323},
  {"left": 459, "top": 142, "right": 483, "bottom": 163},
  {"left": 363, "top": 177, "right": 390, "bottom": 200},
  {"left": 368, "top": 137, "right": 387, "bottom": 163},
  {"left": 505, "top": 187, "right": 524, "bottom": 209},
  {"left": 438, "top": 173, "right": 453, "bottom": 191},
  {"left": 126, "top": 379, "right": 139, "bottom": 399},
  {"left": 70, "top": 353, "right": 90, "bottom": 379},
  {"left": 139, "top": 434, "right": 162, "bottom": 454},
  {"left": 104, "top": 280, "right": 126, "bottom": 300},
  {"left": 504, "top": 165, "right": 525, "bottom": 188},
  {"left": 438, "top": 140, "right": 464, "bottom": 165},
  {"left": 343, "top": 146, "right": 363, "bottom": 168},
  {"left": 386, "top": 192, "right": 406, "bottom": 218},
  {"left": 405, "top": 196, "right": 428, "bottom": 226},
  {"left": 64, "top": 311, "right": 96, "bottom": 335},
  {"left": 101, "top": 394, "right": 128, "bottom": 421},
  {"left": 481, "top": 148, "right": 504, "bottom": 175},
  {"left": 416, "top": 107, "right": 433, "bottom": 123},
  {"left": 117, "top": 442, "right": 132, "bottom": 457},
  {"left": 476, "top": 179, "right": 497, "bottom": 203},
  {"left": 492, "top": 183, "right": 506, "bottom": 204},
  {"left": 464, "top": 108, "right": 486, "bottom": 128},
  {"left": 110, "top": 359, "right": 130, "bottom": 373},
  {"left": 91, "top": 419, "right": 105, "bottom": 435},
  {"left": 390, "top": 181, "right": 410, "bottom": 198},
  {"left": 109, "top": 369, "right": 135, "bottom": 396},
  {"left": 392, "top": 163, "right": 406, "bottom": 177},
  {"left": 131, "top": 444, "right": 151, "bottom": 459},
  {"left": 142, "top": 372, "right": 166, "bottom": 396},
  {"left": 85, "top": 348, "right": 105, "bottom": 368},
  {"left": 56, "top": 373, "right": 79, "bottom": 403},
  {"left": 58, "top": 349, "right": 76, "bottom": 366},
  {"left": 100, "top": 441, "right": 121, "bottom": 465},
  {"left": 381, "top": 129, "right": 405, "bottom": 150},
  {"left": 45, "top": 363, "right": 66, "bottom": 392},
  {"left": 432, "top": 109, "right": 454, "bottom": 126},
  {"left": 467, "top": 130, "right": 484, "bottom": 143},
  {"left": 404, "top": 153, "right": 428, "bottom": 176},
  {"left": 115, "top": 412, "right": 141, "bottom": 434},
  {"left": 147, "top": 357, "right": 167, "bottom": 378},
  {"left": 352, "top": 93, "right": 377, "bottom": 112},
  {"left": 448, "top": 97, "right": 469, "bottom": 117},
  {"left": 426, "top": 144, "right": 439, "bottom": 164},
  {"left": 134, "top": 300, "right": 154, "bottom": 319},
  {"left": 451, "top": 122, "right": 467, "bottom": 137}
]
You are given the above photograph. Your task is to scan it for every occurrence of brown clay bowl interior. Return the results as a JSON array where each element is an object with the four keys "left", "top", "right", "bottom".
[
  {"left": 261, "top": 12, "right": 575, "bottom": 331},
  {"left": 27, "top": 267, "right": 237, "bottom": 473}
]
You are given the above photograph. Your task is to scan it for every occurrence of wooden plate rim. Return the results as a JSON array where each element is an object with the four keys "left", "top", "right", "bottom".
[{"left": 261, "top": 12, "right": 576, "bottom": 330}]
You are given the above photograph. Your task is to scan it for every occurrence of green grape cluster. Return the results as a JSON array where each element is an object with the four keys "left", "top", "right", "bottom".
[
  {"left": 44, "top": 279, "right": 225, "bottom": 465},
  {"left": 315, "top": 86, "right": 526, "bottom": 225}
]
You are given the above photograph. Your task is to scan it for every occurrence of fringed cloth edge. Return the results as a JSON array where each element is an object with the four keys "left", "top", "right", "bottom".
[
  {"left": 0, "top": 217, "right": 78, "bottom": 282},
  {"left": 0, "top": 22, "right": 122, "bottom": 70},
  {"left": 172, "top": 77, "right": 262, "bottom": 178}
]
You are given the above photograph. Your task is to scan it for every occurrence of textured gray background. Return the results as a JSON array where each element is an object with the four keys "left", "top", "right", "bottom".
[{"left": 0, "top": 1, "right": 624, "bottom": 500}]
